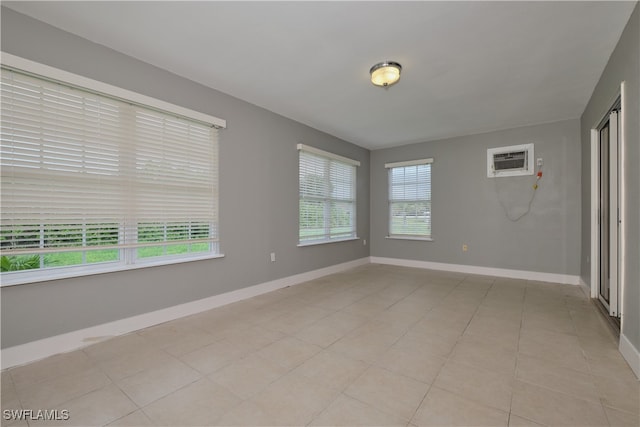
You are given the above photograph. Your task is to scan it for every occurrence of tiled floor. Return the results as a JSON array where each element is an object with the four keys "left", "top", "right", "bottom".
[{"left": 2, "top": 264, "right": 639, "bottom": 426}]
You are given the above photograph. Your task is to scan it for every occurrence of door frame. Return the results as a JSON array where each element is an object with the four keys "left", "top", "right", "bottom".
[{"left": 590, "top": 82, "right": 625, "bottom": 320}]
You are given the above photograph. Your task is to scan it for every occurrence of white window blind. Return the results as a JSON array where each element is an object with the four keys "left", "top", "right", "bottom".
[
  {"left": 386, "top": 158, "right": 432, "bottom": 239},
  {"left": 0, "top": 65, "right": 221, "bottom": 282},
  {"left": 298, "top": 144, "right": 358, "bottom": 244}
]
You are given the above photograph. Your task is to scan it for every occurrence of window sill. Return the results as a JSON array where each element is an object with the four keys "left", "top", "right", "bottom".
[
  {"left": 297, "top": 237, "right": 360, "bottom": 247},
  {"left": 0, "top": 253, "right": 225, "bottom": 287},
  {"left": 386, "top": 236, "right": 433, "bottom": 242}
]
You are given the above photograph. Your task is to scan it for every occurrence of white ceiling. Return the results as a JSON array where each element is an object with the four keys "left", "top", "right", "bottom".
[{"left": 4, "top": 1, "right": 636, "bottom": 149}]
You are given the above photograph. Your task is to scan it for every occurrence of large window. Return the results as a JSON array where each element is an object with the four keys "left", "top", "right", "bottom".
[
  {"left": 386, "top": 158, "right": 432, "bottom": 239},
  {"left": 298, "top": 144, "right": 359, "bottom": 245},
  {"left": 0, "top": 56, "right": 225, "bottom": 285}
]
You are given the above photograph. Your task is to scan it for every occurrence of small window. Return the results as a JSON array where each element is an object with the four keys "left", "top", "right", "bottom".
[
  {"left": 386, "top": 159, "right": 432, "bottom": 239},
  {"left": 298, "top": 144, "right": 359, "bottom": 245}
]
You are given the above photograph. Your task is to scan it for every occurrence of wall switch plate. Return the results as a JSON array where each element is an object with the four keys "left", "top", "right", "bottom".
[
  {"left": 537, "top": 158, "right": 543, "bottom": 166},
  {"left": 270, "top": 252, "right": 276, "bottom": 262}
]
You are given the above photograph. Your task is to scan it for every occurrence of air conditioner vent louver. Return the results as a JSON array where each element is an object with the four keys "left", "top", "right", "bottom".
[
  {"left": 493, "top": 151, "right": 527, "bottom": 171},
  {"left": 487, "top": 144, "right": 534, "bottom": 177}
]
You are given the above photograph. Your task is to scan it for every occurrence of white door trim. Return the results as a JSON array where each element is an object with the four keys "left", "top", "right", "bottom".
[
  {"left": 609, "top": 110, "right": 619, "bottom": 317},
  {"left": 590, "top": 129, "right": 599, "bottom": 299},
  {"left": 618, "top": 81, "right": 627, "bottom": 331}
]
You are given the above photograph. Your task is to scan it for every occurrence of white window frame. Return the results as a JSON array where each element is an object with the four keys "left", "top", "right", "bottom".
[
  {"left": 386, "top": 158, "right": 433, "bottom": 241},
  {"left": 297, "top": 144, "right": 359, "bottom": 246},
  {"left": 0, "top": 53, "right": 226, "bottom": 286}
]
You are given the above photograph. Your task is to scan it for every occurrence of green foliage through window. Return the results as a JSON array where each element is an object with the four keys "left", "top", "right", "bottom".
[{"left": 1, "top": 255, "right": 40, "bottom": 272}]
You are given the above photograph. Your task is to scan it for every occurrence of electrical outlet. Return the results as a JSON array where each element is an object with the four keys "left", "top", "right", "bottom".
[
  {"left": 270, "top": 252, "right": 276, "bottom": 262},
  {"left": 462, "top": 244, "right": 468, "bottom": 252}
]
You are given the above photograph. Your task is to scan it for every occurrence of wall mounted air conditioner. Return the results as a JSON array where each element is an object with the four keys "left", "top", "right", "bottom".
[{"left": 487, "top": 143, "right": 534, "bottom": 178}]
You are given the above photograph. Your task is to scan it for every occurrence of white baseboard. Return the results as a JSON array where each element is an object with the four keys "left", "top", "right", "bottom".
[
  {"left": 1, "top": 257, "right": 369, "bottom": 369},
  {"left": 579, "top": 277, "right": 592, "bottom": 298},
  {"left": 370, "top": 256, "right": 580, "bottom": 285},
  {"left": 619, "top": 333, "right": 640, "bottom": 380}
]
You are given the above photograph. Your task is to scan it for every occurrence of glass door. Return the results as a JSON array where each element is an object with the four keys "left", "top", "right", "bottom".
[{"left": 598, "top": 109, "right": 620, "bottom": 318}]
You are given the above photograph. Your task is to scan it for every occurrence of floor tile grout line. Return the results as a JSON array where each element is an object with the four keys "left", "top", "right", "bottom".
[
  {"left": 341, "top": 383, "right": 423, "bottom": 426},
  {"left": 11, "top": 365, "right": 115, "bottom": 414},
  {"left": 510, "top": 284, "right": 526, "bottom": 424},
  {"left": 303, "top": 389, "right": 345, "bottom": 427},
  {"left": 513, "top": 374, "right": 606, "bottom": 405},
  {"left": 407, "top": 380, "right": 436, "bottom": 426},
  {"left": 206, "top": 383, "right": 251, "bottom": 427},
  {"left": 99, "top": 406, "right": 140, "bottom": 427}
]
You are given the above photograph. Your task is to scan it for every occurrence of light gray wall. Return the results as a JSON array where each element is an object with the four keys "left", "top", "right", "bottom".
[
  {"left": 371, "top": 119, "right": 581, "bottom": 276},
  {"left": 580, "top": 4, "right": 639, "bottom": 352},
  {"left": 0, "top": 8, "right": 370, "bottom": 349}
]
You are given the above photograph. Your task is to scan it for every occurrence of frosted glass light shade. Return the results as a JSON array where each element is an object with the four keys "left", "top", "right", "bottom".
[{"left": 370, "top": 62, "right": 402, "bottom": 87}]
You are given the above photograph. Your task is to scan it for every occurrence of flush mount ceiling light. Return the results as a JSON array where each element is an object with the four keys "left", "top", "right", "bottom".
[{"left": 370, "top": 61, "right": 402, "bottom": 87}]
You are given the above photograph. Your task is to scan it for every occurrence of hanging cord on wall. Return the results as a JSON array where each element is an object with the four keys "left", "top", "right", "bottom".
[{"left": 496, "top": 166, "right": 543, "bottom": 222}]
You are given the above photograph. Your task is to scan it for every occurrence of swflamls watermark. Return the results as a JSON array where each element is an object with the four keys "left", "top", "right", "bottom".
[{"left": 3, "top": 409, "right": 70, "bottom": 421}]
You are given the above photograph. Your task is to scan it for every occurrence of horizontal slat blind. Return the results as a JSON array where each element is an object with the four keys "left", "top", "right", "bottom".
[
  {"left": 1, "top": 67, "right": 219, "bottom": 261},
  {"left": 388, "top": 160, "right": 432, "bottom": 238},
  {"left": 299, "top": 146, "right": 357, "bottom": 243}
]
